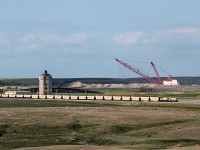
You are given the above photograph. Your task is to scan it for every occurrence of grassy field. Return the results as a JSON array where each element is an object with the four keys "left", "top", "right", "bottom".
[
  {"left": 66, "top": 87, "right": 200, "bottom": 97},
  {"left": 0, "top": 99, "right": 200, "bottom": 150},
  {"left": 52, "top": 88, "right": 200, "bottom": 99}
]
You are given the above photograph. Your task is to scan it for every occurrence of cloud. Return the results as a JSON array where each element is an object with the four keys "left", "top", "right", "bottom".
[
  {"left": 113, "top": 27, "right": 200, "bottom": 47},
  {"left": 167, "top": 27, "right": 200, "bottom": 33},
  {"left": 39, "top": 33, "right": 87, "bottom": 45},
  {"left": 0, "top": 34, "right": 9, "bottom": 45},
  {"left": 164, "top": 27, "right": 200, "bottom": 45},
  {"left": 17, "top": 33, "right": 88, "bottom": 51},
  {"left": 113, "top": 32, "right": 144, "bottom": 45}
]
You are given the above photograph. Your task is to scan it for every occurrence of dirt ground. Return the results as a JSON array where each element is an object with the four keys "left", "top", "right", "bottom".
[
  {"left": 15, "top": 145, "right": 200, "bottom": 150},
  {"left": 15, "top": 145, "right": 128, "bottom": 150}
]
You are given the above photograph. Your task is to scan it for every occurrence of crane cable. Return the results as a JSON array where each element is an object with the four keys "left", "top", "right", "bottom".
[
  {"left": 117, "top": 60, "right": 155, "bottom": 78},
  {"left": 153, "top": 64, "right": 170, "bottom": 76},
  {"left": 116, "top": 62, "right": 126, "bottom": 78},
  {"left": 116, "top": 62, "right": 133, "bottom": 85}
]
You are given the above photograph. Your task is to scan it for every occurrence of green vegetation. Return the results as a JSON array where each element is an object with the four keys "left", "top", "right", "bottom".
[
  {"left": 0, "top": 100, "right": 200, "bottom": 111},
  {"left": 133, "top": 103, "right": 200, "bottom": 111},
  {"left": 0, "top": 100, "right": 120, "bottom": 108},
  {"left": 110, "top": 119, "right": 193, "bottom": 134},
  {"left": 163, "top": 93, "right": 200, "bottom": 98},
  {"left": 84, "top": 88, "right": 200, "bottom": 98}
]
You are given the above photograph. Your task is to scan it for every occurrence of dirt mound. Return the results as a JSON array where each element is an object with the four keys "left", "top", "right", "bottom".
[
  {"left": 67, "top": 81, "right": 86, "bottom": 88},
  {"left": 2, "top": 77, "right": 200, "bottom": 88},
  {"left": 83, "top": 83, "right": 158, "bottom": 88}
]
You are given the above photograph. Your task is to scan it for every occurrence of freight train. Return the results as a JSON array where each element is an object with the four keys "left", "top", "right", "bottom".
[{"left": 0, "top": 94, "right": 178, "bottom": 102}]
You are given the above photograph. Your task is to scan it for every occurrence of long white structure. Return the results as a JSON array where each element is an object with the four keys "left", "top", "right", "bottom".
[{"left": 0, "top": 94, "right": 178, "bottom": 102}]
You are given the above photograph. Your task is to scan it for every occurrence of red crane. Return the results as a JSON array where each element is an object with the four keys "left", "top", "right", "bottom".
[
  {"left": 150, "top": 62, "right": 174, "bottom": 82},
  {"left": 150, "top": 62, "right": 163, "bottom": 85},
  {"left": 115, "top": 58, "right": 161, "bottom": 85}
]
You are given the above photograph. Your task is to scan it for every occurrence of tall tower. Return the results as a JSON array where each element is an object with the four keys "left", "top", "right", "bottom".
[{"left": 39, "top": 70, "right": 52, "bottom": 95}]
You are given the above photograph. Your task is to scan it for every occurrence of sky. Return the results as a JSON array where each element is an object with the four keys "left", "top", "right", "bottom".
[{"left": 0, "top": 0, "right": 200, "bottom": 78}]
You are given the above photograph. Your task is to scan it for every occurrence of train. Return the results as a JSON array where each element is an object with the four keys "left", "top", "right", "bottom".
[{"left": 0, "top": 94, "right": 178, "bottom": 102}]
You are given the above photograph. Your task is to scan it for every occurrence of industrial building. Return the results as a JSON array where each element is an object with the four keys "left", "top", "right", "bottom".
[{"left": 39, "top": 70, "right": 52, "bottom": 95}]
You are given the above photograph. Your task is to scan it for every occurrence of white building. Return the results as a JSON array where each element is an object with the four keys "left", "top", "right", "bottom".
[{"left": 163, "top": 80, "right": 179, "bottom": 86}]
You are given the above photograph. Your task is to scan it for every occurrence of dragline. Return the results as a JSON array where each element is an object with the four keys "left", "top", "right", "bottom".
[
  {"left": 115, "top": 58, "right": 161, "bottom": 85},
  {"left": 115, "top": 58, "right": 179, "bottom": 86},
  {"left": 150, "top": 61, "right": 163, "bottom": 85}
]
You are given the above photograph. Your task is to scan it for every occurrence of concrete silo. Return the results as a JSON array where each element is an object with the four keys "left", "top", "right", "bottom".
[{"left": 39, "top": 70, "right": 52, "bottom": 95}]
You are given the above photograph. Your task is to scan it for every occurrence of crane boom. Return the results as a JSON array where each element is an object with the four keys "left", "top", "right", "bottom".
[
  {"left": 115, "top": 58, "right": 161, "bottom": 85},
  {"left": 150, "top": 62, "right": 163, "bottom": 85}
]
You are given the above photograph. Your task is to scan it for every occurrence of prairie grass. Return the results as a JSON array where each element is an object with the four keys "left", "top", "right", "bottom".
[{"left": 0, "top": 100, "right": 199, "bottom": 150}]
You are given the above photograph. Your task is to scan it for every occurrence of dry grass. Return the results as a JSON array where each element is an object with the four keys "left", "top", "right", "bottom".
[
  {"left": 1, "top": 106, "right": 198, "bottom": 126},
  {"left": 0, "top": 100, "right": 200, "bottom": 150}
]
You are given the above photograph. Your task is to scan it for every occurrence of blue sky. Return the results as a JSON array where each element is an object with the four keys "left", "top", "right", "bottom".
[{"left": 0, "top": 0, "right": 200, "bottom": 78}]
